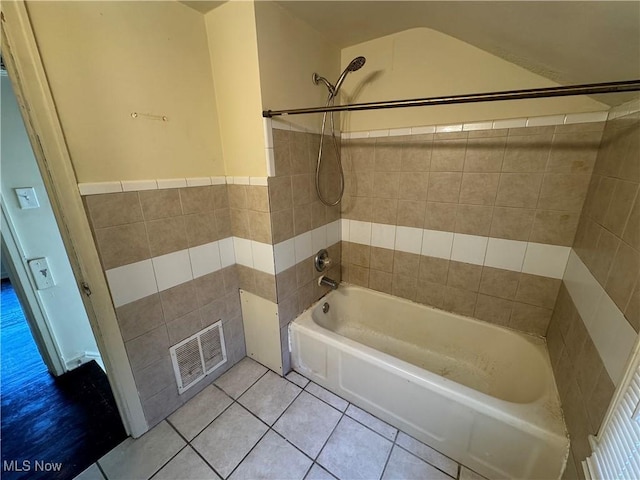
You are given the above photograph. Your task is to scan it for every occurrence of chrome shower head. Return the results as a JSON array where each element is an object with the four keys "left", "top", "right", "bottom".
[
  {"left": 313, "top": 56, "right": 366, "bottom": 98},
  {"left": 347, "top": 56, "right": 366, "bottom": 72},
  {"left": 333, "top": 56, "right": 366, "bottom": 97}
]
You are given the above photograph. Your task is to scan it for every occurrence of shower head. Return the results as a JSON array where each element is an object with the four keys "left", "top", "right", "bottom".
[{"left": 333, "top": 56, "right": 366, "bottom": 96}]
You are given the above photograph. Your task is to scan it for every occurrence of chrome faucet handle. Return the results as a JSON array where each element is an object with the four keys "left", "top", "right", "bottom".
[{"left": 314, "top": 249, "right": 331, "bottom": 272}]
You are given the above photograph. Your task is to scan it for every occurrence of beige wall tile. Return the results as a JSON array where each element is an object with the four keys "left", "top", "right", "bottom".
[
  {"left": 268, "top": 176, "right": 293, "bottom": 212},
  {"left": 402, "top": 142, "right": 431, "bottom": 171},
  {"left": 344, "top": 196, "right": 374, "bottom": 222},
  {"left": 443, "top": 286, "right": 477, "bottom": 316},
  {"left": 372, "top": 197, "right": 398, "bottom": 225},
  {"left": 147, "top": 216, "right": 189, "bottom": 256},
  {"left": 230, "top": 208, "right": 251, "bottom": 239},
  {"left": 399, "top": 172, "right": 429, "bottom": 201},
  {"left": 349, "top": 264, "right": 370, "bottom": 287},
  {"left": 589, "top": 228, "right": 620, "bottom": 286},
  {"left": 447, "top": 261, "right": 482, "bottom": 292},
  {"left": 370, "top": 246, "right": 394, "bottom": 273},
  {"left": 397, "top": 200, "right": 426, "bottom": 228},
  {"left": 474, "top": 294, "right": 513, "bottom": 327},
  {"left": 463, "top": 137, "right": 505, "bottom": 172},
  {"left": 290, "top": 131, "right": 311, "bottom": 174},
  {"left": 95, "top": 222, "right": 150, "bottom": 270},
  {"left": 374, "top": 142, "right": 403, "bottom": 172},
  {"left": 575, "top": 336, "right": 603, "bottom": 401},
  {"left": 167, "top": 310, "right": 202, "bottom": 345},
  {"left": 139, "top": 190, "right": 181, "bottom": 221},
  {"left": 296, "top": 257, "right": 315, "bottom": 289},
  {"left": 589, "top": 176, "right": 616, "bottom": 225},
  {"left": 424, "top": 202, "right": 457, "bottom": 232},
  {"left": 271, "top": 209, "right": 294, "bottom": 244},
  {"left": 248, "top": 210, "right": 273, "bottom": 244},
  {"left": 159, "top": 281, "right": 199, "bottom": 323},
  {"left": 291, "top": 174, "right": 313, "bottom": 206},
  {"left": 237, "top": 264, "right": 256, "bottom": 293},
  {"left": 351, "top": 243, "right": 371, "bottom": 268},
  {"left": 490, "top": 206, "right": 534, "bottom": 241},
  {"left": 276, "top": 266, "right": 297, "bottom": 303},
  {"left": 495, "top": 173, "right": 543, "bottom": 208},
  {"left": 194, "top": 271, "right": 225, "bottom": 307},
  {"left": 246, "top": 186, "right": 270, "bottom": 213},
  {"left": 215, "top": 209, "right": 232, "bottom": 239},
  {"left": 253, "top": 270, "right": 277, "bottom": 303},
  {"left": 459, "top": 173, "right": 500, "bottom": 205},
  {"left": 293, "top": 203, "right": 312, "bottom": 235},
  {"left": 222, "top": 265, "right": 240, "bottom": 295},
  {"left": 537, "top": 173, "right": 591, "bottom": 211},
  {"left": 274, "top": 143, "right": 292, "bottom": 177},
  {"left": 586, "top": 369, "right": 615, "bottom": 435},
  {"left": 428, "top": 172, "right": 462, "bottom": 203},
  {"left": 455, "top": 204, "right": 493, "bottom": 236},
  {"left": 564, "top": 308, "right": 589, "bottom": 361},
  {"left": 116, "top": 293, "right": 164, "bottom": 342},
  {"left": 86, "top": 192, "right": 143, "bottom": 228},
  {"left": 605, "top": 241, "right": 640, "bottom": 312},
  {"left": 184, "top": 212, "right": 218, "bottom": 247},
  {"left": 530, "top": 210, "right": 579, "bottom": 246},
  {"left": 372, "top": 172, "right": 401, "bottom": 198},
  {"left": 510, "top": 302, "right": 552, "bottom": 336},
  {"left": 418, "top": 256, "right": 449, "bottom": 285},
  {"left": 392, "top": 274, "right": 417, "bottom": 301},
  {"left": 351, "top": 171, "right": 374, "bottom": 198},
  {"left": 479, "top": 266, "right": 520, "bottom": 300},
  {"left": 622, "top": 193, "right": 640, "bottom": 250},
  {"left": 603, "top": 181, "right": 638, "bottom": 237},
  {"left": 369, "top": 270, "right": 392, "bottom": 294},
  {"left": 212, "top": 185, "right": 229, "bottom": 210},
  {"left": 311, "top": 201, "right": 327, "bottom": 229},
  {"left": 181, "top": 186, "right": 215, "bottom": 214},
  {"left": 625, "top": 281, "right": 640, "bottom": 332},
  {"left": 393, "top": 251, "right": 420, "bottom": 278},
  {"left": 502, "top": 134, "right": 552, "bottom": 173},
  {"left": 546, "top": 132, "right": 601, "bottom": 174},
  {"left": 431, "top": 139, "right": 466, "bottom": 171},
  {"left": 416, "top": 280, "right": 445, "bottom": 308},
  {"left": 618, "top": 130, "right": 640, "bottom": 183},
  {"left": 515, "top": 274, "right": 561, "bottom": 309}
]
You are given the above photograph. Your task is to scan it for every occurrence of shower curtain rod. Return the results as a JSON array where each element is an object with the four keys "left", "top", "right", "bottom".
[{"left": 262, "top": 79, "right": 640, "bottom": 118}]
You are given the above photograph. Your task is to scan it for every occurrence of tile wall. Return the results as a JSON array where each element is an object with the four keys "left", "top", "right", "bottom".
[
  {"left": 84, "top": 185, "right": 245, "bottom": 426},
  {"left": 546, "top": 109, "right": 640, "bottom": 478},
  {"left": 340, "top": 122, "right": 604, "bottom": 335},
  {"left": 269, "top": 128, "right": 343, "bottom": 370}
]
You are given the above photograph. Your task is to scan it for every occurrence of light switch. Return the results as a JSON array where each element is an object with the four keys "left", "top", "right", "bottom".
[
  {"left": 28, "top": 258, "right": 55, "bottom": 289},
  {"left": 15, "top": 187, "right": 40, "bottom": 209}
]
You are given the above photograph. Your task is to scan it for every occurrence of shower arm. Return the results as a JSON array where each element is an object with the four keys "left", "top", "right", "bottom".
[{"left": 263, "top": 79, "right": 640, "bottom": 118}]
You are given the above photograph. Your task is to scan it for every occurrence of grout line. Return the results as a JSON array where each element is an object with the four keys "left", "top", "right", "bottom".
[
  {"left": 166, "top": 419, "right": 226, "bottom": 480},
  {"left": 145, "top": 436, "right": 188, "bottom": 480},
  {"left": 95, "top": 461, "right": 108, "bottom": 480}
]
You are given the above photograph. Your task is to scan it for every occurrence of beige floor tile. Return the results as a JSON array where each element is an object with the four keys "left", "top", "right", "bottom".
[
  {"left": 214, "top": 357, "right": 267, "bottom": 398},
  {"left": 168, "top": 384, "right": 233, "bottom": 440},
  {"left": 153, "top": 446, "right": 220, "bottom": 480},
  {"left": 238, "top": 371, "right": 302, "bottom": 425},
  {"left": 382, "top": 446, "right": 452, "bottom": 480}
]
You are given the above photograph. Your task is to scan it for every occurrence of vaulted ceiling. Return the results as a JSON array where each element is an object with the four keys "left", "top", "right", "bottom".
[{"left": 181, "top": 1, "right": 640, "bottom": 106}]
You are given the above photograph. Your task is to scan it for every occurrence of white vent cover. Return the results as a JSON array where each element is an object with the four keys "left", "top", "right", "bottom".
[{"left": 170, "top": 321, "right": 227, "bottom": 394}]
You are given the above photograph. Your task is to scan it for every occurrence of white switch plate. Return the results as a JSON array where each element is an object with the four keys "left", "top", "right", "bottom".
[
  {"left": 15, "top": 187, "right": 40, "bottom": 209},
  {"left": 28, "top": 257, "right": 55, "bottom": 289}
]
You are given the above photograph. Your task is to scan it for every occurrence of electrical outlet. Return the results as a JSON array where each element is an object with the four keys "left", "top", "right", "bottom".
[
  {"left": 14, "top": 187, "right": 40, "bottom": 209},
  {"left": 28, "top": 258, "right": 55, "bottom": 289}
]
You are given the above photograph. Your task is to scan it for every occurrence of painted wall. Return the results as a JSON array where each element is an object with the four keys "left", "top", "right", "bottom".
[
  {"left": 254, "top": 1, "right": 340, "bottom": 133},
  {"left": 26, "top": 0, "right": 223, "bottom": 182},
  {"left": 340, "top": 28, "right": 608, "bottom": 132},
  {"left": 205, "top": 1, "right": 266, "bottom": 177},
  {"left": 1, "top": 75, "right": 99, "bottom": 367}
]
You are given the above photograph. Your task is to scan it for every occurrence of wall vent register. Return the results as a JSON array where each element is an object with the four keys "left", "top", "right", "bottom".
[{"left": 170, "top": 321, "right": 227, "bottom": 394}]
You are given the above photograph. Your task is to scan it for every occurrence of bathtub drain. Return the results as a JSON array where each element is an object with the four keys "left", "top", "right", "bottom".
[{"left": 322, "top": 302, "right": 330, "bottom": 314}]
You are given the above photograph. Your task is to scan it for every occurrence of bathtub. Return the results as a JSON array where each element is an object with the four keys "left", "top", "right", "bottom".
[{"left": 289, "top": 285, "right": 568, "bottom": 480}]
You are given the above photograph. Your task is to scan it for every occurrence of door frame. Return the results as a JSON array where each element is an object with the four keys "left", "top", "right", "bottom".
[
  {"left": 1, "top": 2, "right": 147, "bottom": 437},
  {"left": 1, "top": 202, "right": 66, "bottom": 377}
]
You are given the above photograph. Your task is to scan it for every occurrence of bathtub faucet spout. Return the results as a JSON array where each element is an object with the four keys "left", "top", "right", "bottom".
[{"left": 318, "top": 275, "right": 339, "bottom": 290}]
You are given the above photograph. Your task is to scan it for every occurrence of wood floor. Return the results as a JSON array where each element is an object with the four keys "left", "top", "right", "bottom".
[{"left": 1, "top": 279, "right": 127, "bottom": 480}]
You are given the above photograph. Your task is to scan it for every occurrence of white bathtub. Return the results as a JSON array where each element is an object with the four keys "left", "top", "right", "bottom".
[{"left": 289, "top": 285, "right": 568, "bottom": 479}]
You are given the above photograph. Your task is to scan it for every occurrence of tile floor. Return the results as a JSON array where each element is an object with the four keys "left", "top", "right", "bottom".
[{"left": 75, "top": 358, "right": 488, "bottom": 480}]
